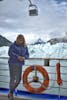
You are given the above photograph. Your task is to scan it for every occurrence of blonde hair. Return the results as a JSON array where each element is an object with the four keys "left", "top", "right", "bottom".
[{"left": 16, "top": 34, "right": 26, "bottom": 47}]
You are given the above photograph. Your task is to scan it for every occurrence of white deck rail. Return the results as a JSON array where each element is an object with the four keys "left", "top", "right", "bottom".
[{"left": 0, "top": 57, "right": 67, "bottom": 96}]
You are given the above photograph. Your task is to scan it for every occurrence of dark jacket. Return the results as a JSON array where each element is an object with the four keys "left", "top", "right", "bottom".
[{"left": 8, "top": 41, "right": 29, "bottom": 66}]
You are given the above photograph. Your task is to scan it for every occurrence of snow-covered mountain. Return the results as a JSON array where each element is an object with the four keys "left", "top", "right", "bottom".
[
  {"left": 47, "top": 37, "right": 67, "bottom": 45},
  {"left": 0, "top": 35, "right": 12, "bottom": 46},
  {"left": 30, "top": 35, "right": 67, "bottom": 45},
  {"left": 31, "top": 38, "right": 45, "bottom": 45}
]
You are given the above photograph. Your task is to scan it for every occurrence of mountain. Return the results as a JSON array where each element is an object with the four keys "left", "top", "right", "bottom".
[
  {"left": 0, "top": 0, "right": 3, "bottom": 1},
  {"left": 47, "top": 37, "right": 67, "bottom": 45},
  {"left": 0, "top": 35, "right": 12, "bottom": 46},
  {"left": 31, "top": 38, "right": 45, "bottom": 45}
]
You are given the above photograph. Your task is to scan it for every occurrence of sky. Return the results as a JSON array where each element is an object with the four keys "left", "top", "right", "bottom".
[{"left": 0, "top": 0, "right": 67, "bottom": 43}]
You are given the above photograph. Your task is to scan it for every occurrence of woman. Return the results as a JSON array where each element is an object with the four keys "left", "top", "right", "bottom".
[{"left": 8, "top": 34, "right": 29, "bottom": 100}]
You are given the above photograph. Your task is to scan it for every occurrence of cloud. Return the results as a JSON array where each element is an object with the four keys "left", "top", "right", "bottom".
[{"left": 0, "top": 0, "right": 67, "bottom": 42}]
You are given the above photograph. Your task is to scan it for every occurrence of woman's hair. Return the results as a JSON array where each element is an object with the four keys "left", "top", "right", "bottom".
[{"left": 16, "top": 34, "right": 26, "bottom": 47}]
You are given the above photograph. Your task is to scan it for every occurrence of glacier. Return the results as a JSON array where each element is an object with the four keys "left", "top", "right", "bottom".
[{"left": 0, "top": 43, "right": 67, "bottom": 58}]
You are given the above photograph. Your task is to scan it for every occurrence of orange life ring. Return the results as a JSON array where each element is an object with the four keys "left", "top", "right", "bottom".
[
  {"left": 56, "top": 63, "right": 62, "bottom": 85},
  {"left": 22, "top": 65, "right": 49, "bottom": 94}
]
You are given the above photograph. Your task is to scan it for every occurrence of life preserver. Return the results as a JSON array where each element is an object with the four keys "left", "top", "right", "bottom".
[
  {"left": 22, "top": 65, "right": 49, "bottom": 94},
  {"left": 56, "top": 63, "right": 62, "bottom": 85}
]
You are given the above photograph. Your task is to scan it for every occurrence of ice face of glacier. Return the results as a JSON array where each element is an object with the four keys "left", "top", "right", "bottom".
[
  {"left": 0, "top": 43, "right": 67, "bottom": 58},
  {"left": 29, "top": 43, "right": 67, "bottom": 58}
]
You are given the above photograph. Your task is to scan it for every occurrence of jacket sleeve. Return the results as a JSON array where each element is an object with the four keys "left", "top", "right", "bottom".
[
  {"left": 25, "top": 46, "right": 29, "bottom": 59},
  {"left": 8, "top": 44, "right": 18, "bottom": 58}
]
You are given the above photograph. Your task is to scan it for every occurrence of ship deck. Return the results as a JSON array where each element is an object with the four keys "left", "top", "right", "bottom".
[
  {"left": 0, "top": 89, "right": 67, "bottom": 100},
  {"left": 0, "top": 94, "right": 30, "bottom": 100}
]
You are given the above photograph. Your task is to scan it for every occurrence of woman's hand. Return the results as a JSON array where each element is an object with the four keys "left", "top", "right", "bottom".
[{"left": 18, "top": 56, "right": 25, "bottom": 61}]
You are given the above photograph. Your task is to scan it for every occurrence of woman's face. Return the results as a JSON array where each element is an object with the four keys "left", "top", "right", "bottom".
[{"left": 16, "top": 36, "right": 24, "bottom": 45}]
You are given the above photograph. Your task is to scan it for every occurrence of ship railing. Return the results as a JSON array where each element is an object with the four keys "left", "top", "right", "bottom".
[{"left": 0, "top": 57, "right": 67, "bottom": 97}]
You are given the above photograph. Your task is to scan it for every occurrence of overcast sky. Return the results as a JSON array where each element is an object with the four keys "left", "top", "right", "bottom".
[{"left": 0, "top": 0, "right": 67, "bottom": 43}]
